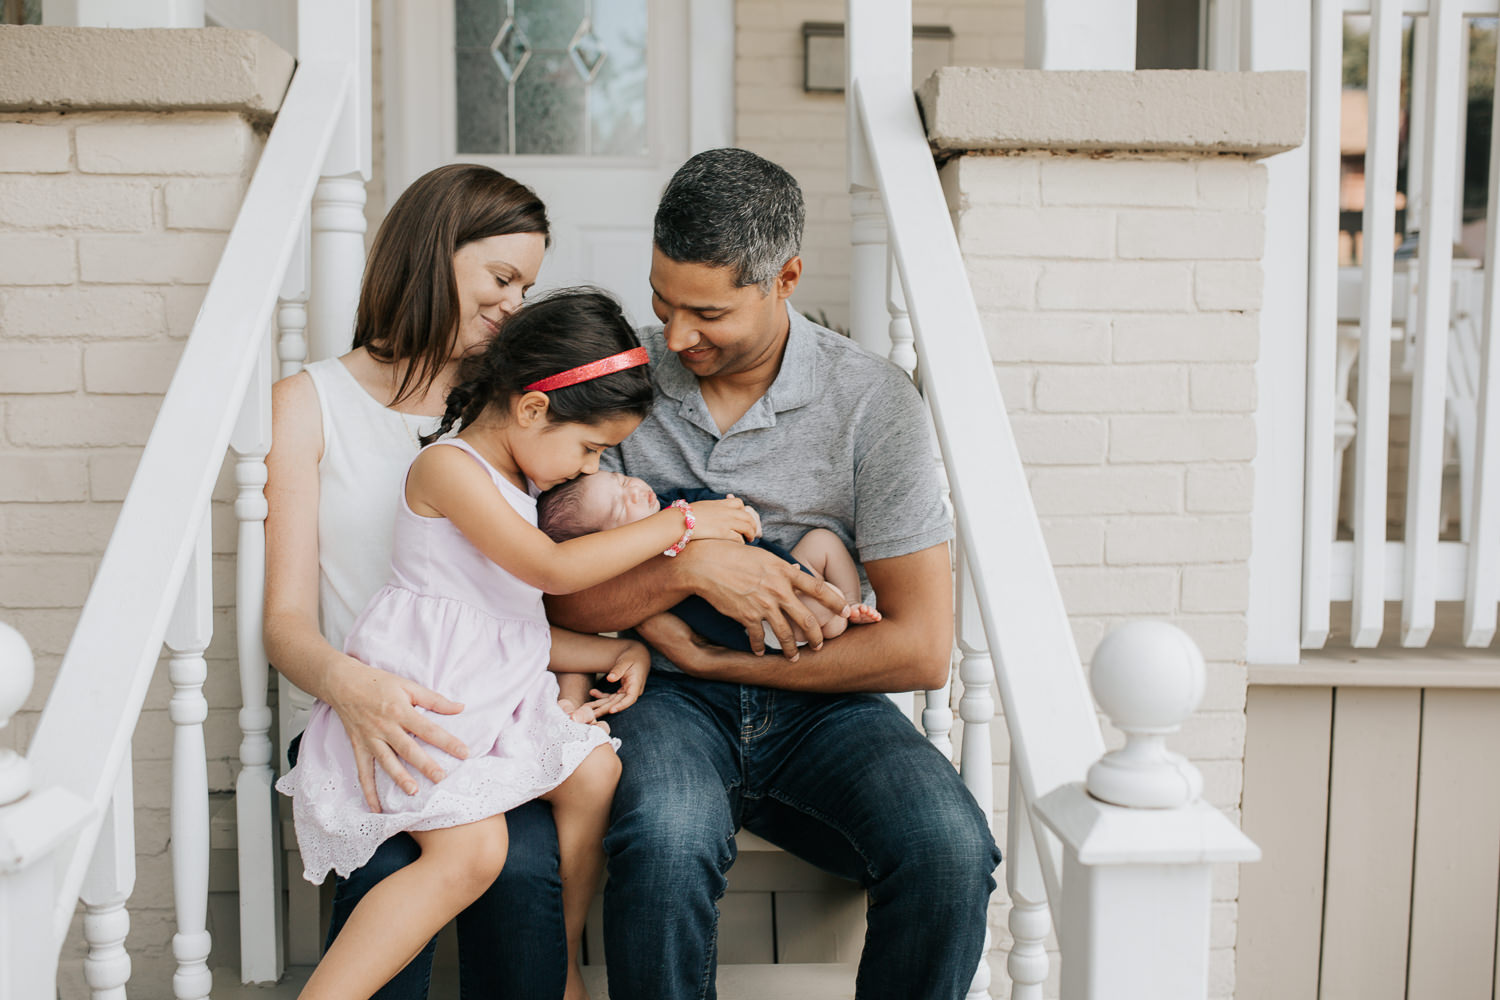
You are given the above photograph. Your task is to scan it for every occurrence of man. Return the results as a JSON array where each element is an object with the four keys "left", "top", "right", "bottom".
[{"left": 548, "top": 148, "right": 1000, "bottom": 1000}]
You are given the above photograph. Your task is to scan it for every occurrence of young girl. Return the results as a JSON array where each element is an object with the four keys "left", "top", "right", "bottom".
[{"left": 277, "top": 289, "right": 759, "bottom": 1000}]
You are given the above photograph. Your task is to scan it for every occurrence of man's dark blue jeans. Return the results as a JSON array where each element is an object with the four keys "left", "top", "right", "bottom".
[
  {"left": 288, "top": 738, "right": 567, "bottom": 999},
  {"left": 601, "top": 670, "right": 1001, "bottom": 1000}
]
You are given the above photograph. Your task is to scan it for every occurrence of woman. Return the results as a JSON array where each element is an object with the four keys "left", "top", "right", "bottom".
[{"left": 264, "top": 163, "right": 576, "bottom": 998}]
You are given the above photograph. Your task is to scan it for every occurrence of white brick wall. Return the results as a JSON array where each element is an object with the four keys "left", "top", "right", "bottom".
[
  {"left": 947, "top": 151, "right": 1265, "bottom": 1000},
  {"left": 0, "top": 109, "right": 261, "bottom": 999},
  {"left": 734, "top": 0, "right": 1025, "bottom": 331}
]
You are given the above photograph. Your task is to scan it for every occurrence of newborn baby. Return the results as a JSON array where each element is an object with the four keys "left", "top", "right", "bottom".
[{"left": 538, "top": 471, "right": 880, "bottom": 651}]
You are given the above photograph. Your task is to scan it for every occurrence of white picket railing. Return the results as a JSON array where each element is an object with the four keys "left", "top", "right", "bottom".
[
  {"left": 0, "top": 9, "right": 366, "bottom": 992},
  {"left": 1302, "top": 0, "right": 1500, "bottom": 649}
]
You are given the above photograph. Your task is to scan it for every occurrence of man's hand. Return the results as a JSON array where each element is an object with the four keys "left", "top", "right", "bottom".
[
  {"left": 681, "top": 541, "right": 848, "bottom": 658},
  {"left": 584, "top": 639, "right": 652, "bottom": 716},
  {"left": 325, "top": 657, "right": 468, "bottom": 814}
]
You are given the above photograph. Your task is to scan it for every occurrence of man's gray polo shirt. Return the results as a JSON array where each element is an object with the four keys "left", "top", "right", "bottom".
[{"left": 603, "top": 307, "right": 952, "bottom": 669}]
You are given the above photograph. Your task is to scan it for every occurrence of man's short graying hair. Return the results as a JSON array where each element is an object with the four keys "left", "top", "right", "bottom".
[{"left": 654, "top": 148, "right": 804, "bottom": 290}]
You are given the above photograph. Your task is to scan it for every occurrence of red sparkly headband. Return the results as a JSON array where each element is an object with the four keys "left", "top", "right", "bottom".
[{"left": 524, "top": 347, "right": 651, "bottom": 393}]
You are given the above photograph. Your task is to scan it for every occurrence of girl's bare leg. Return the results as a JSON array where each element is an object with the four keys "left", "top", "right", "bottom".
[
  {"left": 540, "top": 744, "right": 622, "bottom": 1000},
  {"left": 298, "top": 816, "right": 509, "bottom": 1000}
]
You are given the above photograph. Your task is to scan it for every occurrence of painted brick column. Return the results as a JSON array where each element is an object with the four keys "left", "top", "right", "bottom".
[{"left": 920, "top": 68, "right": 1305, "bottom": 999}]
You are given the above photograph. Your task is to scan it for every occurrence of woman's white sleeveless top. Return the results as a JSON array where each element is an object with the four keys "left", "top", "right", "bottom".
[{"left": 303, "top": 358, "right": 440, "bottom": 652}]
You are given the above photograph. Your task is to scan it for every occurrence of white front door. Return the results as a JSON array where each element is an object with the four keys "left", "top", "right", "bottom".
[{"left": 384, "top": 0, "right": 733, "bottom": 326}]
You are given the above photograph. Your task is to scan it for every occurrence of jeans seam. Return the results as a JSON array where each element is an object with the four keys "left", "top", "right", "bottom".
[
  {"left": 740, "top": 690, "right": 776, "bottom": 742},
  {"left": 763, "top": 788, "right": 880, "bottom": 883}
]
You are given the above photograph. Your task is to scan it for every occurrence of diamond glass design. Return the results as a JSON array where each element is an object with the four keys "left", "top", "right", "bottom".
[
  {"left": 489, "top": 18, "right": 532, "bottom": 83},
  {"left": 456, "top": 0, "right": 645, "bottom": 156},
  {"left": 568, "top": 21, "right": 607, "bottom": 82}
]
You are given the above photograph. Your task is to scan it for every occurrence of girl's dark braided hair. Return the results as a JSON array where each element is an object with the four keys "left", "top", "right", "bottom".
[{"left": 421, "top": 288, "right": 654, "bottom": 446}]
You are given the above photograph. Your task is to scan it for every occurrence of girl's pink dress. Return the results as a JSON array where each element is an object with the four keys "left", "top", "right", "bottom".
[{"left": 277, "top": 438, "right": 618, "bottom": 883}]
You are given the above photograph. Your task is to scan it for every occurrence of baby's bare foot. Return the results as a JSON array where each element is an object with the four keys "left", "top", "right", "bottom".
[{"left": 847, "top": 603, "right": 882, "bottom": 625}]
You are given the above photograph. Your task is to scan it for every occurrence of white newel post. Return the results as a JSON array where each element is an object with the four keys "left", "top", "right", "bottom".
[
  {"left": 309, "top": 175, "right": 366, "bottom": 360},
  {"left": 1035, "top": 622, "right": 1259, "bottom": 1000},
  {"left": 165, "top": 517, "right": 213, "bottom": 1000},
  {"left": 81, "top": 762, "right": 136, "bottom": 1000},
  {"left": 0, "top": 622, "right": 92, "bottom": 1000},
  {"left": 236, "top": 330, "right": 284, "bottom": 983}
]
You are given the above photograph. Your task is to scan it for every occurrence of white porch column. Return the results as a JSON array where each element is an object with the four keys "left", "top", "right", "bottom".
[
  {"left": 1035, "top": 622, "right": 1259, "bottom": 1000},
  {"left": 42, "top": 0, "right": 204, "bottom": 25},
  {"left": 846, "top": 0, "right": 908, "bottom": 357},
  {"left": 301, "top": 0, "right": 371, "bottom": 362},
  {"left": 1242, "top": 0, "right": 1311, "bottom": 662},
  {"left": 1024, "top": 0, "right": 1135, "bottom": 69}
]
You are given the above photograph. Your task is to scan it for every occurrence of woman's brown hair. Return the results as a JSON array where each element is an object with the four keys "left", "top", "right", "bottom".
[{"left": 353, "top": 164, "right": 550, "bottom": 406}]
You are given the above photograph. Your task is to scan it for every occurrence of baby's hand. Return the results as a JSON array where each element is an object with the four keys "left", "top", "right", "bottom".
[
  {"left": 686, "top": 495, "right": 759, "bottom": 543},
  {"left": 557, "top": 696, "right": 611, "bottom": 733}
]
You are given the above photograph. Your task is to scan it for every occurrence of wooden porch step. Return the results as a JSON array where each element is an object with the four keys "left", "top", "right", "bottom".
[{"left": 211, "top": 962, "right": 858, "bottom": 999}]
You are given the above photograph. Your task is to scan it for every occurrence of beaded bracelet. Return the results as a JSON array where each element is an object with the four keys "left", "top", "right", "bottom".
[{"left": 663, "top": 499, "right": 695, "bottom": 557}]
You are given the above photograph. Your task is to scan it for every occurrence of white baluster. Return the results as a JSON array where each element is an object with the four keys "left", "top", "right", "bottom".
[
  {"left": 923, "top": 538, "right": 960, "bottom": 758},
  {"left": 886, "top": 249, "right": 916, "bottom": 377},
  {"left": 849, "top": 187, "right": 891, "bottom": 358},
  {"left": 955, "top": 555, "right": 996, "bottom": 1000},
  {"left": 278, "top": 216, "right": 311, "bottom": 379},
  {"left": 81, "top": 761, "right": 134, "bottom": 1000},
  {"left": 309, "top": 174, "right": 367, "bottom": 362},
  {"left": 236, "top": 329, "right": 284, "bottom": 982},
  {"left": 922, "top": 669, "right": 955, "bottom": 760},
  {"left": 1006, "top": 769, "right": 1051, "bottom": 1000},
  {"left": 1034, "top": 622, "right": 1259, "bottom": 1000},
  {"left": 165, "top": 516, "right": 213, "bottom": 1000}
]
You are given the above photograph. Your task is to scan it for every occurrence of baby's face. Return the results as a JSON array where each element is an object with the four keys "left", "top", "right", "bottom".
[{"left": 576, "top": 471, "right": 661, "bottom": 530}]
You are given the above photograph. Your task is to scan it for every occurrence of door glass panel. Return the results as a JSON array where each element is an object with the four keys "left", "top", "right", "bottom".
[{"left": 455, "top": 0, "right": 649, "bottom": 157}]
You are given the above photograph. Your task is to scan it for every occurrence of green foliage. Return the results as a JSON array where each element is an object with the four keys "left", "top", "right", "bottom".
[{"left": 1345, "top": 26, "right": 1370, "bottom": 89}]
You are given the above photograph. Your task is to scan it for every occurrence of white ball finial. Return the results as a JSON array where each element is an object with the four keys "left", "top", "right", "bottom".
[
  {"left": 1086, "top": 621, "right": 1205, "bottom": 809},
  {"left": 0, "top": 621, "right": 36, "bottom": 806}
]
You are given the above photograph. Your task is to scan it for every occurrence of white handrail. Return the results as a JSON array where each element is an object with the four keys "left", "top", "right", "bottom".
[
  {"left": 851, "top": 72, "right": 1106, "bottom": 901},
  {"left": 23, "top": 59, "right": 352, "bottom": 948}
]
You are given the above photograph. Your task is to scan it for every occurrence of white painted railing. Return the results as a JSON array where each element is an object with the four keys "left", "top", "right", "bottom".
[
  {"left": 846, "top": 3, "right": 1257, "bottom": 996},
  {"left": 0, "top": 8, "right": 366, "bottom": 992},
  {"left": 1303, "top": 0, "right": 1500, "bottom": 648}
]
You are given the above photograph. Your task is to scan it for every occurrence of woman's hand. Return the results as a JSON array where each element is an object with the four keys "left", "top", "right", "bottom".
[
  {"left": 682, "top": 495, "right": 759, "bottom": 543},
  {"left": 324, "top": 656, "right": 468, "bottom": 813},
  {"left": 583, "top": 639, "right": 652, "bottom": 715}
]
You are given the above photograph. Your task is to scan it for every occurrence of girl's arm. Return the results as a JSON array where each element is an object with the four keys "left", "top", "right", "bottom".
[
  {"left": 263, "top": 372, "right": 469, "bottom": 813},
  {"left": 549, "top": 627, "right": 650, "bottom": 715},
  {"left": 408, "top": 444, "right": 757, "bottom": 595}
]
